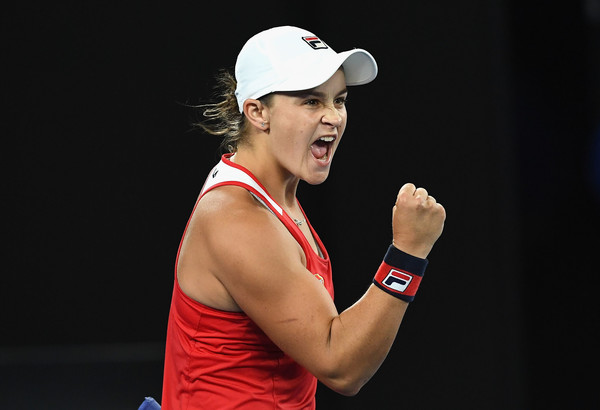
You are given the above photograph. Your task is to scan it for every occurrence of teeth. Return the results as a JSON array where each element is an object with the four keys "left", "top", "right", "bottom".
[{"left": 319, "top": 136, "right": 335, "bottom": 142}]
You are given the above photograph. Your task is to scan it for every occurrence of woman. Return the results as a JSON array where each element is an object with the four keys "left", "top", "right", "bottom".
[{"left": 161, "top": 26, "right": 446, "bottom": 409}]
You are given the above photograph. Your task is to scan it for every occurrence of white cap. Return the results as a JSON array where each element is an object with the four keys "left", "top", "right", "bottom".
[{"left": 234, "top": 26, "right": 378, "bottom": 112}]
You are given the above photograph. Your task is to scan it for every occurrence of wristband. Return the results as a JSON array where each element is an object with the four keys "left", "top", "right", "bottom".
[{"left": 373, "top": 245, "right": 428, "bottom": 303}]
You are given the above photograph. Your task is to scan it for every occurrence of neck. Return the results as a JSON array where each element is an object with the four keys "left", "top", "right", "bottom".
[{"left": 230, "top": 147, "right": 300, "bottom": 210}]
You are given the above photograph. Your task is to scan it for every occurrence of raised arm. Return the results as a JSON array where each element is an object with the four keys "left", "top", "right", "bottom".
[{"left": 202, "top": 183, "right": 445, "bottom": 396}]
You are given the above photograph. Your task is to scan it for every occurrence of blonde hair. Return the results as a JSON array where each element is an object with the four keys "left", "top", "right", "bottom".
[{"left": 191, "top": 69, "right": 272, "bottom": 153}]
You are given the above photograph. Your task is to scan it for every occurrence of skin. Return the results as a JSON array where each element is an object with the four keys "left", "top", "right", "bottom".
[{"left": 177, "top": 69, "right": 446, "bottom": 395}]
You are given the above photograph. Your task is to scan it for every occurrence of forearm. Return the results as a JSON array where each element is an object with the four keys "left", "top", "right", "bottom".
[
  {"left": 315, "top": 183, "right": 445, "bottom": 394},
  {"left": 318, "top": 284, "right": 409, "bottom": 395},
  {"left": 314, "top": 244, "right": 428, "bottom": 395}
]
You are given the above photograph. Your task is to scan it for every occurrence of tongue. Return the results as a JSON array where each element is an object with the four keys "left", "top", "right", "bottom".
[{"left": 310, "top": 141, "right": 327, "bottom": 159}]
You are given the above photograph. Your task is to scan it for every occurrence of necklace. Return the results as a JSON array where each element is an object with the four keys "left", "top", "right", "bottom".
[{"left": 293, "top": 218, "right": 306, "bottom": 226}]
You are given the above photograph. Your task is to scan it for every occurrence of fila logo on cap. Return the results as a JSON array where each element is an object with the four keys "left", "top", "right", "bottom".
[
  {"left": 302, "top": 36, "right": 328, "bottom": 50},
  {"left": 383, "top": 269, "right": 413, "bottom": 293}
]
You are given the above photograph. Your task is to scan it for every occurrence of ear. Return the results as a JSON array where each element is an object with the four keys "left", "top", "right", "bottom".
[{"left": 243, "top": 99, "right": 270, "bottom": 131}]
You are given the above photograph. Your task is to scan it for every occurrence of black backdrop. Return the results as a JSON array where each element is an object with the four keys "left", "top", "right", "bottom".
[{"left": 2, "top": 1, "right": 599, "bottom": 409}]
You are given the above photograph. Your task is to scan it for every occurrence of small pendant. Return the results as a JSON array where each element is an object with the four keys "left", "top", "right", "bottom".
[{"left": 293, "top": 218, "right": 304, "bottom": 226}]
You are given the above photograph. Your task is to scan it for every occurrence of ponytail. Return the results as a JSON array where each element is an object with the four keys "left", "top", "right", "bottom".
[{"left": 191, "top": 69, "right": 247, "bottom": 153}]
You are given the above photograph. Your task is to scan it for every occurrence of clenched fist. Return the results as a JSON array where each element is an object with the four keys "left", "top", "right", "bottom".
[{"left": 391, "top": 183, "right": 446, "bottom": 259}]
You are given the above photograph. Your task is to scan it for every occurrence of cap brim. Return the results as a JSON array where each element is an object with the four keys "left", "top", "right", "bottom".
[{"left": 339, "top": 48, "right": 378, "bottom": 86}]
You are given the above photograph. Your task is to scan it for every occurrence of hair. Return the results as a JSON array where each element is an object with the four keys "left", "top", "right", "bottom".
[{"left": 191, "top": 69, "right": 272, "bottom": 153}]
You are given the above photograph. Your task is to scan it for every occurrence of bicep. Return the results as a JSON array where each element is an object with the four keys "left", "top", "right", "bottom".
[{"left": 207, "top": 212, "right": 338, "bottom": 372}]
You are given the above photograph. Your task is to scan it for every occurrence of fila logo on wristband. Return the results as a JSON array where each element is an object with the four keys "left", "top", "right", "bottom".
[
  {"left": 382, "top": 269, "right": 413, "bottom": 292},
  {"left": 373, "top": 245, "right": 427, "bottom": 302},
  {"left": 374, "top": 261, "right": 423, "bottom": 299}
]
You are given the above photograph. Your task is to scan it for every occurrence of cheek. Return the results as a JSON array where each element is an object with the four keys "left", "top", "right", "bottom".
[
  {"left": 340, "top": 115, "right": 348, "bottom": 134},
  {"left": 279, "top": 122, "right": 311, "bottom": 147},
  {"left": 272, "top": 123, "right": 308, "bottom": 153},
  {"left": 340, "top": 108, "right": 348, "bottom": 125}
]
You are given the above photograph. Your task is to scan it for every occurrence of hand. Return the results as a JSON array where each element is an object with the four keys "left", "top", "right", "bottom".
[{"left": 391, "top": 183, "right": 446, "bottom": 259}]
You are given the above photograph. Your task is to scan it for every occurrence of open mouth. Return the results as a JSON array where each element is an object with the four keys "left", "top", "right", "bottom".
[{"left": 310, "top": 136, "right": 335, "bottom": 162}]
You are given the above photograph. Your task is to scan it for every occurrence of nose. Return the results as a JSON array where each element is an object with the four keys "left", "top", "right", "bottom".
[{"left": 322, "top": 107, "right": 343, "bottom": 128}]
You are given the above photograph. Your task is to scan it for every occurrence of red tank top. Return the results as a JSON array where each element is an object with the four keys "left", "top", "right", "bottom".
[{"left": 162, "top": 154, "right": 334, "bottom": 409}]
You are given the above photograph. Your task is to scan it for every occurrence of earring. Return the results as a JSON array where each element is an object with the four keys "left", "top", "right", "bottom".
[{"left": 261, "top": 122, "right": 265, "bottom": 127}]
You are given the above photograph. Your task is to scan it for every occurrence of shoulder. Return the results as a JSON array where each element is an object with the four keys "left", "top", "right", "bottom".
[
  {"left": 192, "top": 185, "right": 305, "bottom": 266},
  {"left": 195, "top": 185, "right": 260, "bottom": 222},
  {"left": 195, "top": 185, "right": 276, "bottom": 235}
]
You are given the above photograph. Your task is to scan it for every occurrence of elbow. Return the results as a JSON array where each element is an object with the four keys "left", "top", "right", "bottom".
[
  {"left": 333, "top": 384, "right": 363, "bottom": 397},
  {"left": 317, "top": 373, "right": 367, "bottom": 397}
]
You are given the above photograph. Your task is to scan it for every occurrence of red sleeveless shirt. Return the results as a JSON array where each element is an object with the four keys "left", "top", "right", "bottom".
[{"left": 162, "top": 154, "right": 334, "bottom": 409}]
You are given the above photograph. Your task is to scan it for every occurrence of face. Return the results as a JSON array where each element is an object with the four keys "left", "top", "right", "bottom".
[{"left": 265, "top": 69, "right": 348, "bottom": 185}]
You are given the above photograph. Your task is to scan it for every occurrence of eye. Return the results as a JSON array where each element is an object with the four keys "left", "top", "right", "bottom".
[
  {"left": 334, "top": 96, "right": 347, "bottom": 107},
  {"left": 304, "top": 99, "right": 320, "bottom": 106}
]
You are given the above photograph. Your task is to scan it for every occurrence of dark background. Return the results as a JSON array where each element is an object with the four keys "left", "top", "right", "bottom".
[{"left": 2, "top": 1, "right": 599, "bottom": 409}]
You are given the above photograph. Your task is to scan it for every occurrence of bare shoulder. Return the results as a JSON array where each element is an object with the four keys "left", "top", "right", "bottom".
[
  {"left": 189, "top": 185, "right": 307, "bottom": 281},
  {"left": 195, "top": 186, "right": 301, "bottom": 254},
  {"left": 177, "top": 185, "right": 306, "bottom": 311}
]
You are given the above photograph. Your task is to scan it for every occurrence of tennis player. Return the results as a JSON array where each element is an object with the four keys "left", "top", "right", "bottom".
[{"left": 161, "top": 25, "right": 446, "bottom": 409}]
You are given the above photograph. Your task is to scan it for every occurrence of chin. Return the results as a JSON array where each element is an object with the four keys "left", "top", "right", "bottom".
[{"left": 303, "top": 170, "right": 331, "bottom": 185}]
